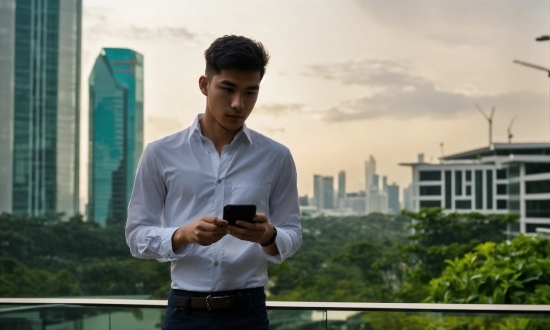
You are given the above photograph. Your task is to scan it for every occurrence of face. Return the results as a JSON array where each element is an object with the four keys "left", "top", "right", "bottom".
[{"left": 199, "top": 68, "right": 262, "bottom": 132}]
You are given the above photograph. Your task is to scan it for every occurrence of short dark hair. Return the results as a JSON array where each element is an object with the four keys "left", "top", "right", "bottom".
[{"left": 204, "top": 35, "right": 270, "bottom": 79}]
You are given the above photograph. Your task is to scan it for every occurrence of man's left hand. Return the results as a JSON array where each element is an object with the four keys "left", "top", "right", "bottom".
[{"left": 227, "top": 213, "right": 274, "bottom": 245}]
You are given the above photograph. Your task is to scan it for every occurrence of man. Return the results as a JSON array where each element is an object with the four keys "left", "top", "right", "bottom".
[{"left": 125, "top": 35, "right": 302, "bottom": 330}]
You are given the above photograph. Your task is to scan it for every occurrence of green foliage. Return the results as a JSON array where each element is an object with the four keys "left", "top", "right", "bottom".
[
  {"left": 268, "top": 213, "right": 412, "bottom": 302},
  {"left": 0, "top": 212, "right": 170, "bottom": 298},
  {"left": 429, "top": 234, "right": 550, "bottom": 304},
  {"left": 401, "top": 208, "right": 518, "bottom": 283},
  {"left": 0, "top": 257, "right": 82, "bottom": 297}
]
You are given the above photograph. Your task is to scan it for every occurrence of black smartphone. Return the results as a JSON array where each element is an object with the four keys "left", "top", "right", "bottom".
[{"left": 223, "top": 204, "right": 256, "bottom": 227}]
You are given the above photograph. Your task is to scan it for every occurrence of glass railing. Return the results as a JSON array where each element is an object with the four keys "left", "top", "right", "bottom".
[{"left": 1, "top": 298, "right": 549, "bottom": 329}]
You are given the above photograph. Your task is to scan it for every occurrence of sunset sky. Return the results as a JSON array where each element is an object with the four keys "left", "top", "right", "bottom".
[{"left": 80, "top": 0, "right": 550, "bottom": 204}]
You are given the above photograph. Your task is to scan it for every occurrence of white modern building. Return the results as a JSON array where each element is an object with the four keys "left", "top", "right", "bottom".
[{"left": 401, "top": 143, "right": 550, "bottom": 234}]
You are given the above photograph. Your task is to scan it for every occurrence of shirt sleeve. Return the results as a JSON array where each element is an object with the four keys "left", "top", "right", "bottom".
[
  {"left": 261, "top": 149, "right": 303, "bottom": 264},
  {"left": 125, "top": 143, "right": 191, "bottom": 262}
]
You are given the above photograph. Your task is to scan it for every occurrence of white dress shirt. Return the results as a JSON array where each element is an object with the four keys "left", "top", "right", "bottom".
[{"left": 125, "top": 114, "right": 302, "bottom": 292}]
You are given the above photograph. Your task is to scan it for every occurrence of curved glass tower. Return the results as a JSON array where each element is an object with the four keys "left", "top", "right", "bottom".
[{"left": 88, "top": 48, "right": 144, "bottom": 226}]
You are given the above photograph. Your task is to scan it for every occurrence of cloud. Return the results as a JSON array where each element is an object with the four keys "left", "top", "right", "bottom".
[
  {"left": 83, "top": 9, "right": 199, "bottom": 43},
  {"left": 262, "top": 127, "right": 286, "bottom": 134},
  {"left": 353, "top": 0, "right": 544, "bottom": 45},
  {"left": 255, "top": 103, "right": 313, "bottom": 116},
  {"left": 86, "top": 24, "right": 199, "bottom": 42},
  {"left": 304, "top": 60, "right": 425, "bottom": 87},
  {"left": 324, "top": 89, "right": 545, "bottom": 122},
  {"left": 305, "top": 60, "right": 547, "bottom": 122},
  {"left": 117, "top": 26, "right": 198, "bottom": 41}
]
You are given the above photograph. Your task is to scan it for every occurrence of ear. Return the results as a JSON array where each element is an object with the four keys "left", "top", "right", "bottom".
[{"left": 199, "top": 75, "right": 208, "bottom": 96}]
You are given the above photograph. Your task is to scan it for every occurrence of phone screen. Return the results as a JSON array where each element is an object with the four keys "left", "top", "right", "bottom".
[{"left": 223, "top": 204, "right": 256, "bottom": 227}]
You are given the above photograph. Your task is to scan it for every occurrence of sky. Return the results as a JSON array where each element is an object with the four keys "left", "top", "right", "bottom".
[{"left": 80, "top": 0, "right": 550, "bottom": 205}]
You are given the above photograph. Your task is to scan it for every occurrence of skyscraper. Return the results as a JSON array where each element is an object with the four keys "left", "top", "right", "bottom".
[
  {"left": 387, "top": 183, "right": 400, "bottom": 214},
  {"left": 338, "top": 170, "right": 346, "bottom": 207},
  {"left": 0, "top": 0, "right": 81, "bottom": 216},
  {"left": 313, "top": 174, "right": 334, "bottom": 210},
  {"left": 365, "top": 155, "right": 388, "bottom": 214},
  {"left": 365, "top": 156, "right": 376, "bottom": 192},
  {"left": 322, "top": 176, "right": 334, "bottom": 209},
  {"left": 313, "top": 174, "right": 323, "bottom": 210},
  {"left": 88, "top": 48, "right": 144, "bottom": 226}
]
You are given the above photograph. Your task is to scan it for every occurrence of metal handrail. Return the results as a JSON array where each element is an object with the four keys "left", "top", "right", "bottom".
[{"left": 1, "top": 299, "right": 549, "bottom": 314}]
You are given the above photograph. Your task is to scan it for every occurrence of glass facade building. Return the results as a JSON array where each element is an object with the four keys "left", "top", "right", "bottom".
[
  {"left": 0, "top": 0, "right": 81, "bottom": 216},
  {"left": 88, "top": 48, "right": 144, "bottom": 227}
]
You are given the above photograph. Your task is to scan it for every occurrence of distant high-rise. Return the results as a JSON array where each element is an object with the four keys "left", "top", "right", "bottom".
[
  {"left": 298, "top": 195, "right": 309, "bottom": 206},
  {"left": 88, "top": 48, "right": 144, "bottom": 226},
  {"left": 322, "top": 176, "right": 334, "bottom": 209},
  {"left": 313, "top": 174, "right": 334, "bottom": 210},
  {"left": 387, "top": 183, "right": 400, "bottom": 214},
  {"left": 0, "top": 0, "right": 81, "bottom": 216},
  {"left": 365, "top": 155, "right": 388, "bottom": 214},
  {"left": 365, "top": 156, "right": 376, "bottom": 191},
  {"left": 313, "top": 174, "right": 323, "bottom": 210},
  {"left": 338, "top": 171, "right": 346, "bottom": 207}
]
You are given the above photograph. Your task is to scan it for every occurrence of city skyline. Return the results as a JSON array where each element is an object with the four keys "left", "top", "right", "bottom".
[
  {"left": 2, "top": 1, "right": 548, "bottom": 212},
  {"left": 76, "top": 0, "right": 549, "bottom": 205},
  {"left": 310, "top": 154, "right": 400, "bottom": 215}
]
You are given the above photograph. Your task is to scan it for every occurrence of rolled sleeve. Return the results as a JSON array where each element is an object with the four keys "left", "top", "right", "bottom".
[{"left": 261, "top": 149, "right": 303, "bottom": 264}]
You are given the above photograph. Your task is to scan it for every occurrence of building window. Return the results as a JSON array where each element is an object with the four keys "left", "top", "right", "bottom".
[
  {"left": 420, "top": 200, "right": 441, "bottom": 208},
  {"left": 455, "top": 171, "right": 462, "bottom": 196},
  {"left": 486, "top": 170, "right": 493, "bottom": 210},
  {"left": 445, "top": 171, "right": 452, "bottom": 209},
  {"left": 419, "top": 171, "right": 441, "bottom": 181},
  {"left": 496, "top": 184, "right": 507, "bottom": 195},
  {"left": 526, "top": 223, "right": 550, "bottom": 233},
  {"left": 525, "top": 180, "right": 550, "bottom": 194},
  {"left": 496, "top": 169, "right": 507, "bottom": 180},
  {"left": 419, "top": 185, "right": 441, "bottom": 196},
  {"left": 509, "top": 199, "right": 520, "bottom": 213},
  {"left": 466, "top": 185, "right": 472, "bottom": 196},
  {"left": 465, "top": 170, "right": 472, "bottom": 182},
  {"left": 455, "top": 200, "right": 471, "bottom": 209},
  {"left": 509, "top": 164, "right": 520, "bottom": 179},
  {"left": 497, "top": 199, "right": 507, "bottom": 210},
  {"left": 509, "top": 182, "right": 520, "bottom": 196},
  {"left": 525, "top": 163, "right": 550, "bottom": 175},
  {"left": 526, "top": 200, "right": 550, "bottom": 218},
  {"left": 475, "top": 170, "right": 483, "bottom": 209}
]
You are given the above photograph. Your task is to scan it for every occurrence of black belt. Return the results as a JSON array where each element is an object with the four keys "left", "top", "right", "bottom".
[{"left": 173, "top": 295, "right": 237, "bottom": 310}]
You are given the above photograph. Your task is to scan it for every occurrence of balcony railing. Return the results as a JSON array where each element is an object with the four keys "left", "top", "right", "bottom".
[{"left": 1, "top": 298, "right": 550, "bottom": 329}]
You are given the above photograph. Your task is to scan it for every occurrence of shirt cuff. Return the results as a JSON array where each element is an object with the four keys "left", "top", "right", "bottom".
[
  {"left": 260, "top": 229, "right": 287, "bottom": 264},
  {"left": 158, "top": 227, "right": 192, "bottom": 261}
]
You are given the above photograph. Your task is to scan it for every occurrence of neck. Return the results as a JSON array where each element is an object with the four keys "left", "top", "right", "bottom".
[{"left": 200, "top": 110, "right": 240, "bottom": 154}]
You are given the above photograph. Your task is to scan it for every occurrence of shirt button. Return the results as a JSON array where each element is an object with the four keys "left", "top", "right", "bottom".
[
  {"left": 217, "top": 179, "right": 222, "bottom": 184},
  {"left": 214, "top": 261, "right": 219, "bottom": 266}
]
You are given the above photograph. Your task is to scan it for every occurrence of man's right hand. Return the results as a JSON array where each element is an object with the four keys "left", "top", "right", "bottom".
[{"left": 172, "top": 216, "right": 228, "bottom": 251}]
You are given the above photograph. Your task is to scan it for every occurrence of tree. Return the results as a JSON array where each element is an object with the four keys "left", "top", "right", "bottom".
[{"left": 428, "top": 234, "right": 550, "bottom": 304}]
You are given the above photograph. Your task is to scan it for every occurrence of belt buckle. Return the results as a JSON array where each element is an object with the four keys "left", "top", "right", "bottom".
[{"left": 206, "top": 294, "right": 212, "bottom": 311}]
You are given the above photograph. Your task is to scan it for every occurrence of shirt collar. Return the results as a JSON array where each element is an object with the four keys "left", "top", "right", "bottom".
[{"left": 189, "top": 113, "right": 253, "bottom": 144}]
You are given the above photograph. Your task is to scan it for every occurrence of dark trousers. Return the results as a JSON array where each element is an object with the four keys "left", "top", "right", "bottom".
[{"left": 162, "top": 287, "right": 269, "bottom": 330}]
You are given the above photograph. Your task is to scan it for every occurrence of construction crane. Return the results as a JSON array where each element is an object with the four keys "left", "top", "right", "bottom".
[
  {"left": 508, "top": 116, "right": 516, "bottom": 143},
  {"left": 476, "top": 104, "right": 496, "bottom": 145}
]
